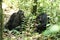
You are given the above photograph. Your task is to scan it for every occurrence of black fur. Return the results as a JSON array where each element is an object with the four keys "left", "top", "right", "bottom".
[
  {"left": 35, "top": 13, "right": 48, "bottom": 33},
  {"left": 5, "top": 10, "right": 25, "bottom": 30}
]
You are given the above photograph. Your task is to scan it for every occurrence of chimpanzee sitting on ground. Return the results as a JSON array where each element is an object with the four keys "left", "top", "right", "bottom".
[
  {"left": 35, "top": 13, "right": 48, "bottom": 34},
  {"left": 5, "top": 10, "right": 25, "bottom": 31}
]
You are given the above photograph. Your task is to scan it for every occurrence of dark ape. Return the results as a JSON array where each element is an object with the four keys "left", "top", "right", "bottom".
[
  {"left": 35, "top": 13, "right": 48, "bottom": 34},
  {"left": 5, "top": 10, "right": 25, "bottom": 31}
]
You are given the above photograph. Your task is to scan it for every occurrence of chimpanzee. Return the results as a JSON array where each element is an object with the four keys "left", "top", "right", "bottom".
[
  {"left": 5, "top": 10, "right": 25, "bottom": 30},
  {"left": 35, "top": 13, "right": 48, "bottom": 34}
]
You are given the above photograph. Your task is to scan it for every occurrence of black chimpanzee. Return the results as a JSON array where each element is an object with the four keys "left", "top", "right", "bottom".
[
  {"left": 35, "top": 13, "right": 48, "bottom": 34},
  {"left": 5, "top": 10, "right": 25, "bottom": 30}
]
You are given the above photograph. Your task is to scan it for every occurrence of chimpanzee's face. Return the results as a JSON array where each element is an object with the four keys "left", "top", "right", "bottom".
[{"left": 36, "top": 13, "right": 48, "bottom": 23}]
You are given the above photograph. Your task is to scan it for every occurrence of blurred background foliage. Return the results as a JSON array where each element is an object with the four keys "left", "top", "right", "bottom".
[{"left": 2, "top": 0, "right": 60, "bottom": 40}]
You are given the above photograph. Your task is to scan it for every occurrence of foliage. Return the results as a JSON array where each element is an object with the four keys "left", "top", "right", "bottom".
[{"left": 3, "top": 0, "right": 60, "bottom": 40}]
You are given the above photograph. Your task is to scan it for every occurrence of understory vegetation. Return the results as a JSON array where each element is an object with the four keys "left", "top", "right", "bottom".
[{"left": 2, "top": 0, "right": 60, "bottom": 40}]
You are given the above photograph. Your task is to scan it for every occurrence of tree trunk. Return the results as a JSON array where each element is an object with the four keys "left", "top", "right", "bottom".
[
  {"left": 32, "top": 0, "right": 37, "bottom": 15},
  {"left": 0, "top": 0, "right": 3, "bottom": 40}
]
